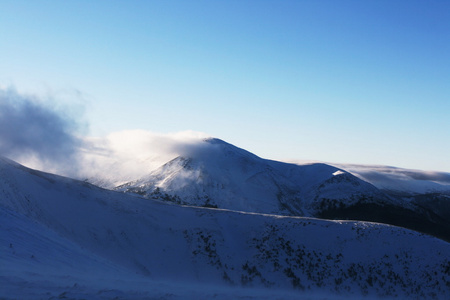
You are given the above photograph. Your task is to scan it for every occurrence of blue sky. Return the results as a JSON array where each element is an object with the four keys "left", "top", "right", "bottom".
[{"left": 1, "top": 0, "right": 449, "bottom": 171}]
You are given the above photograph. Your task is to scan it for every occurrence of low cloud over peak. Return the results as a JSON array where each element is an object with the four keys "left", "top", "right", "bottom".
[{"left": 79, "top": 129, "right": 212, "bottom": 187}]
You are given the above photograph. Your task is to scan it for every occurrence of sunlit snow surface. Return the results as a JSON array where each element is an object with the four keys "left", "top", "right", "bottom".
[
  {"left": 114, "top": 138, "right": 387, "bottom": 216},
  {"left": 1, "top": 156, "right": 450, "bottom": 299}
]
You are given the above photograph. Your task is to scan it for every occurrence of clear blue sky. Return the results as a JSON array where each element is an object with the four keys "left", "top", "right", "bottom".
[{"left": 1, "top": 0, "right": 449, "bottom": 171}]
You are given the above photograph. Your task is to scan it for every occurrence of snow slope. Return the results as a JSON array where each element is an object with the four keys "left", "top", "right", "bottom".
[
  {"left": 116, "top": 138, "right": 388, "bottom": 216},
  {"left": 1, "top": 156, "right": 450, "bottom": 299},
  {"left": 0, "top": 206, "right": 312, "bottom": 300},
  {"left": 114, "top": 138, "right": 450, "bottom": 241}
]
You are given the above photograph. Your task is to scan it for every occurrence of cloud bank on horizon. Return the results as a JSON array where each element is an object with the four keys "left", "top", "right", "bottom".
[
  {"left": 1, "top": 88, "right": 450, "bottom": 189},
  {"left": 325, "top": 163, "right": 450, "bottom": 194}
]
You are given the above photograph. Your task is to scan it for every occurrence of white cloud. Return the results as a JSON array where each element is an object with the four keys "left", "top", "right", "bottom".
[
  {"left": 78, "top": 130, "right": 211, "bottom": 187},
  {"left": 0, "top": 87, "right": 213, "bottom": 187}
]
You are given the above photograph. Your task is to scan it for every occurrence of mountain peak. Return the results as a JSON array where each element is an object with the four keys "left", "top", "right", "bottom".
[{"left": 202, "top": 137, "right": 228, "bottom": 145}]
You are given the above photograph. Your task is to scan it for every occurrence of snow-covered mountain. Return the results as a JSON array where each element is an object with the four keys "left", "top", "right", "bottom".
[
  {"left": 1, "top": 156, "right": 450, "bottom": 299},
  {"left": 114, "top": 138, "right": 450, "bottom": 242},
  {"left": 324, "top": 163, "right": 450, "bottom": 229},
  {"left": 115, "top": 138, "right": 386, "bottom": 215}
]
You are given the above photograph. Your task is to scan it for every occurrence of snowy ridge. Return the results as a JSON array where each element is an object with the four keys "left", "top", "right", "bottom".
[
  {"left": 116, "top": 138, "right": 387, "bottom": 216},
  {"left": 320, "top": 163, "right": 450, "bottom": 225},
  {"left": 1, "top": 156, "right": 450, "bottom": 299},
  {"left": 113, "top": 138, "right": 450, "bottom": 242}
]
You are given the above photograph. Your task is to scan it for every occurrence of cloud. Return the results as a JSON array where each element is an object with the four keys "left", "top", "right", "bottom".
[
  {"left": 0, "top": 87, "right": 83, "bottom": 175},
  {"left": 400, "top": 170, "right": 450, "bottom": 184},
  {"left": 340, "top": 165, "right": 450, "bottom": 185},
  {"left": 103, "top": 129, "right": 209, "bottom": 160},
  {"left": 0, "top": 87, "right": 212, "bottom": 186},
  {"left": 79, "top": 129, "right": 210, "bottom": 187},
  {"left": 327, "top": 163, "right": 450, "bottom": 194}
]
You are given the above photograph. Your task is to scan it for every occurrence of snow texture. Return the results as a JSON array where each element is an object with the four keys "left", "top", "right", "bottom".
[
  {"left": 116, "top": 138, "right": 388, "bottom": 217},
  {"left": 1, "top": 156, "right": 450, "bottom": 299}
]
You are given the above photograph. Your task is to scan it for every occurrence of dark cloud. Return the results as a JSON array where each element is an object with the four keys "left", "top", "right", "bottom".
[{"left": 0, "top": 88, "right": 82, "bottom": 173}]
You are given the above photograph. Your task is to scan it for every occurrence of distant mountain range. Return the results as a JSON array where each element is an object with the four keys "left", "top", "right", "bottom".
[{"left": 1, "top": 155, "right": 449, "bottom": 299}]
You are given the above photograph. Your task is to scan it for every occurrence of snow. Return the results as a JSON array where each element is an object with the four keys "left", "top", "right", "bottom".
[
  {"left": 1, "top": 156, "right": 450, "bottom": 299},
  {"left": 333, "top": 170, "right": 345, "bottom": 176},
  {"left": 115, "top": 138, "right": 384, "bottom": 216}
]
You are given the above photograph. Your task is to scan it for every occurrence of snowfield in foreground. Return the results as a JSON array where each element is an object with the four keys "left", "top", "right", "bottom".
[{"left": 1, "top": 156, "right": 450, "bottom": 299}]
